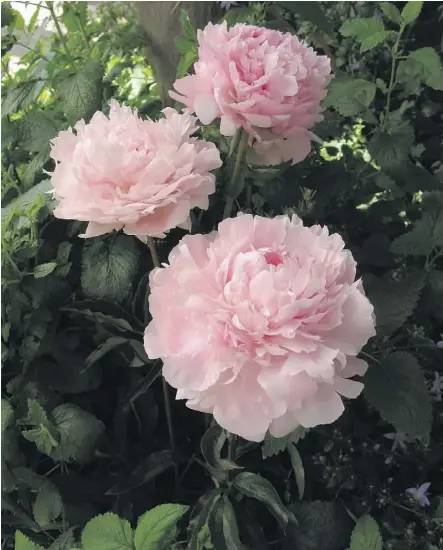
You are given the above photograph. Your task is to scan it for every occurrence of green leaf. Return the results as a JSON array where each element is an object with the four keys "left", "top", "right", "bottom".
[
  {"left": 34, "top": 262, "right": 57, "bottom": 279},
  {"left": 368, "top": 123, "right": 414, "bottom": 170},
  {"left": 287, "top": 443, "right": 305, "bottom": 500},
  {"left": 14, "top": 531, "right": 45, "bottom": 550},
  {"left": 278, "top": 2, "right": 332, "bottom": 35},
  {"left": 106, "top": 450, "right": 174, "bottom": 495},
  {"left": 262, "top": 426, "right": 309, "bottom": 458},
  {"left": 288, "top": 500, "right": 352, "bottom": 550},
  {"left": 400, "top": 1, "right": 423, "bottom": 26},
  {"left": 379, "top": 2, "right": 401, "bottom": 23},
  {"left": 81, "top": 235, "right": 140, "bottom": 303},
  {"left": 19, "top": 110, "right": 58, "bottom": 153},
  {"left": 176, "top": 50, "right": 198, "bottom": 79},
  {"left": 60, "top": 61, "right": 104, "bottom": 124},
  {"left": 33, "top": 480, "right": 63, "bottom": 526},
  {"left": 360, "top": 30, "right": 393, "bottom": 52},
  {"left": 47, "top": 528, "right": 76, "bottom": 550},
  {"left": 220, "top": 497, "right": 242, "bottom": 550},
  {"left": 2, "top": 82, "right": 35, "bottom": 117},
  {"left": 179, "top": 8, "right": 196, "bottom": 42},
  {"left": 408, "top": 47, "right": 443, "bottom": 91},
  {"left": 134, "top": 503, "right": 189, "bottom": 550},
  {"left": 2, "top": 180, "right": 53, "bottom": 221},
  {"left": 323, "top": 77, "right": 376, "bottom": 116},
  {"left": 21, "top": 399, "right": 59, "bottom": 456},
  {"left": 188, "top": 489, "right": 223, "bottom": 550},
  {"left": 340, "top": 18, "right": 385, "bottom": 41},
  {"left": 2, "top": 398, "right": 14, "bottom": 433},
  {"left": 391, "top": 207, "right": 443, "bottom": 257},
  {"left": 234, "top": 472, "right": 291, "bottom": 530},
  {"left": 201, "top": 425, "right": 240, "bottom": 473},
  {"left": 349, "top": 515, "right": 382, "bottom": 550},
  {"left": 365, "top": 269, "right": 424, "bottom": 337},
  {"left": 85, "top": 336, "right": 128, "bottom": 369},
  {"left": 50, "top": 404, "right": 105, "bottom": 464},
  {"left": 363, "top": 351, "right": 432, "bottom": 440},
  {"left": 82, "top": 512, "right": 134, "bottom": 550}
]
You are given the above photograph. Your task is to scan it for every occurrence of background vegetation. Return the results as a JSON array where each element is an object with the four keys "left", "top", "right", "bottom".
[{"left": 1, "top": 2, "right": 442, "bottom": 549}]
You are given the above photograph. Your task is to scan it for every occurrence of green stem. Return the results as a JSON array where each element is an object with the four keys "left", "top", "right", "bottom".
[
  {"left": 146, "top": 238, "right": 177, "bottom": 461},
  {"left": 46, "top": 1, "right": 72, "bottom": 60},
  {"left": 76, "top": 12, "right": 89, "bottom": 48},
  {"left": 223, "top": 130, "right": 249, "bottom": 219},
  {"left": 383, "top": 28, "right": 404, "bottom": 129},
  {"left": 227, "top": 432, "right": 237, "bottom": 461}
]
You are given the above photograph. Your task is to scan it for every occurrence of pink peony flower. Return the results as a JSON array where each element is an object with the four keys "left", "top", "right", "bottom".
[
  {"left": 144, "top": 214, "right": 376, "bottom": 441},
  {"left": 170, "top": 22, "right": 331, "bottom": 166},
  {"left": 50, "top": 101, "right": 222, "bottom": 240}
]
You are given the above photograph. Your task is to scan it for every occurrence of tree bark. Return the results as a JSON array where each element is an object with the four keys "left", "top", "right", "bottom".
[{"left": 135, "top": 1, "right": 215, "bottom": 106}]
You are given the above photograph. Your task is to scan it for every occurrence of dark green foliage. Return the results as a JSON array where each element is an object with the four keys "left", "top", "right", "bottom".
[{"left": 2, "top": 2, "right": 443, "bottom": 550}]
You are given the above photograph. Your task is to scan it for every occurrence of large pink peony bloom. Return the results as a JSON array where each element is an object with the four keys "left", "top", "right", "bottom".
[
  {"left": 170, "top": 22, "right": 331, "bottom": 166},
  {"left": 50, "top": 101, "right": 222, "bottom": 240},
  {"left": 144, "top": 214, "right": 375, "bottom": 441}
]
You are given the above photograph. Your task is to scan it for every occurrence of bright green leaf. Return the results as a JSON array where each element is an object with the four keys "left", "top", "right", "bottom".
[
  {"left": 2, "top": 180, "right": 53, "bottom": 221},
  {"left": 81, "top": 235, "right": 140, "bottom": 303},
  {"left": 2, "top": 82, "right": 35, "bottom": 118},
  {"left": 368, "top": 122, "right": 414, "bottom": 170},
  {"left": 82, "top": 513, "right": 134, "bottom": 550},
  {"left": 360, "top": 30, "right": 393, "bottom": 52},
  {"left": 60, "top": 61, "right": 104, "bottom": 124},
  {"left": 340, "top": 18, "right": 385, "bottom": 42},
  {"left": 33, "top": 480, "right": 63, "bottom": 526},
  {"left": 349, "top": 515, "right": 382, "bottom": 550},
  {"left": 134, "top": 504, "right": 189, "bottom": 550},
  {"left": 234, "top": 472, "right": 291, "bottom": 529},
  {"left": 287, "top": 443, "right": 305, "bottom": 500},
  {"left": 400, "top": 1, "right": 423, "bottom": 26},
  {"left": 50, "top": 404, "right": 105, "bottom": 464},
  {"left": 34, "top": 262, "right": 57, "bottom": 279},
  {"left": 21, "top": 399, "right": 59, "bottom": 456},
  {"left": 188, "top": 490, "right": 223, "bottom": 550},
  {"left": 363, "top": 351, "right": 432, "bottom": 440},
  {"left": 323, "top": 77, "right": 376, "bottom": 116},
  {"left": 15, "top": 531, "right": 45, "bottom": 550},
  {"left": 379, "top": 2, "right": 401, "bottom": 23}
]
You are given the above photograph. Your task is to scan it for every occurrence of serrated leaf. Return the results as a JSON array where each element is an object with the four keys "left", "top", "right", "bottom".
[
  {"left": 2, "top": 82, "right": 35, "bottom": 117},
  {"left": 340, "top": 18, "right": 385, "bottom": 41},
  {"left": 21, "top": 399, "right": 59, "bottom": 456},
  {"left": 400, "top": 1, "right": 423, "bottom": 26},
  {"left": 19, "top": 110, "right": 58, "bottom": 153},
  {"left": 179, "top": 8, "right": 196, "bottom": 42},
  {"left": 134, "top": 503, "right": 189, "bottom": 550},
  {"left": 350, "top": 515, "right": 382, "bottom": 550},
  {"left": 50, "top": 404, "right": 105, "bottom": 464},
  {"left": 82, "top": 512, "right": 133, "bottom": 550},
  {"left": 60, "top": 61, "right": 104, "bottom": 124},
  {"left": 365, "top": 269, "right": 424, "bottom": 337},
  {"left": 234, "top": 472, "right": 291, "bottom": 530},
  {"left": 47, "top": 528, "right": 76, "bottom": 550},
  {"left": 34, "top": 262, "right": 57, "bottom": 279},
  {"left": 368, "top": 123, "right": 414, "bottom": 170},
  {"left": 323, "top": 77, "right": 376, "bottom": 116},
  {"left": 391, "top": 208, "right": 443, "bottom": 257},
  {"left": 363, "top": 351, "right": 432, "bottom": 439},
  {"left": 2, "top": 180, "right": 53, "bottom": 221},
  {"left": 81, "top": 234, "right": 140, "bottom": 303},
  {"left": 33, "top": 480, "right": 63, "bottom": 526},
  {"left": 287, "top": 443, "right": 305, "bottom": 500},
  {"left": 262, "top": 426, "right": 309, "bottom": 458},
  {"left": 15, "top": 531, "right": 45, "bottom": 550},
  {"left": 379, "top": 2, "right": 401, "bottom": 23},
  {"left": 360, "top": 30, "right": 393, "bottom": 52},
  {"left": 408, "top": 47, "right": 443, "bottom": 91}
]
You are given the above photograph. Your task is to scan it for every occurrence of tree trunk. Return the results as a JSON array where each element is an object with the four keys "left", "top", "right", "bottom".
[{"left": 135, "top": 1, "right": 215, "bottom": 106}]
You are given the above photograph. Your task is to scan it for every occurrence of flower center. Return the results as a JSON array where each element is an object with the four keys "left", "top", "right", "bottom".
[{"left": 264, "top": 250, "right": 283, "bottom": 267}]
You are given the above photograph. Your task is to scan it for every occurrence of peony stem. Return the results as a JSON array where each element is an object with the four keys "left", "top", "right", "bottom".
[
  {"left": 227, "top": 432, "right": 237, "bottom": 461},
  {"left": 146, "top": 237, "right": 177, "bottom": 462},
  {"left": 223, "top": 129, "right": 249, "bottom": 219}
]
